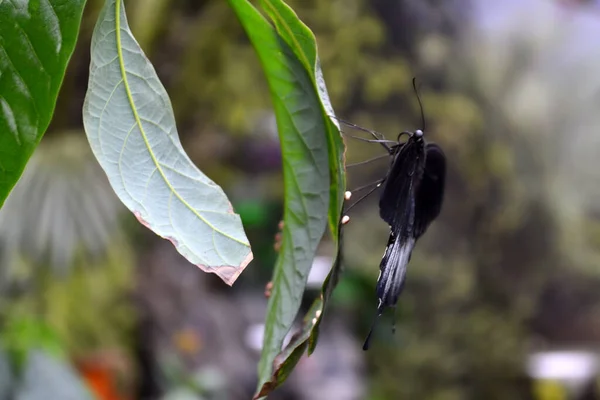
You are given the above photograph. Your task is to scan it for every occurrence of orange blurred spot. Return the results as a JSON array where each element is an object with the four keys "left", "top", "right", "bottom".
[
  {"left": 78, "top": 363, "right": 125, "bottom": 400},
  {"left": 75, "top": 351, "right": 132, "bottom": 400},
  {"left": 173, "top": 328, "right": 203, "bottom": 355}
]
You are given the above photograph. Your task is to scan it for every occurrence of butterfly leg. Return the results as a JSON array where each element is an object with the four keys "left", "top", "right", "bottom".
[
  {"left": 346, "top": 153, "right": 391, "bottom": 168},
  {"left": 344, "top": 179, "right": 385, "bottom": 214}
]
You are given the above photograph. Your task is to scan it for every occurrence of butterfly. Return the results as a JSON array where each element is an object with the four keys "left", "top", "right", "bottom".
[{"left": 335, "top": 78, "right": 446, "bottom": 350}]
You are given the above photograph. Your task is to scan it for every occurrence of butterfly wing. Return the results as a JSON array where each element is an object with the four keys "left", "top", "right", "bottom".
[
  {"left": 365, "top": 139, "right": 443, "bottom": 351},
  {"left": 376, "top": 232, "right": 415, "bottom": 309},
  {"left": 378, "top": 138, "right": 426, "bottom": 238},
  {"left": 413, "top": 143, "right": 446, "bottom": 239},
  {"left": 363, "top": 230, "right": 416, "bottom": 350}
]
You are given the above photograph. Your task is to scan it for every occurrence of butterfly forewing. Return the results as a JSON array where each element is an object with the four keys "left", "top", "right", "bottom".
[{"left": 378, "top": 137, "right": 426, "bottom": 238}]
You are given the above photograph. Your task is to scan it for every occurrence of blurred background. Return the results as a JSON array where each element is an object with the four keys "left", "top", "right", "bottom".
[{"left": 1, "top": 0, "right": 600, "bottom": 399}]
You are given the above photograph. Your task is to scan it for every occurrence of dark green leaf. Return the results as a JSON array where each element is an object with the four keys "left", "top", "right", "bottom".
[
  {"left": 83, "top": 0, "right": 252, "bottom": 285},
  {"left": 257, "top": 0, "right": 346, "bottom": 356},
  {"left": 228, "top": 0, "right": 345, "bottom": 398},
  {"left": 0, "top": 0, "right": 86, "bottom": 207}
]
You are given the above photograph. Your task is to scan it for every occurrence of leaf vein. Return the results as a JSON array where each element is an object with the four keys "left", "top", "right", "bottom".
[
  {"left": 97, "top": 78, "right": 125, "bottom": 154},
  {"left": 114, "top": 0, "right": 248, "bottom": 246}
]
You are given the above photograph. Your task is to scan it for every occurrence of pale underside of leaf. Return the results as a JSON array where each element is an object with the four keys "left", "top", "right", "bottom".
[{"left": 83, "top": 0, "right": 252, "bottom": 285}]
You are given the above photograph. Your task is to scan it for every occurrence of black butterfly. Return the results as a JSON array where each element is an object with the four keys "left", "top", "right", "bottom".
[{"left": 335, "top": 79, "right": 446, "bottom": 350}]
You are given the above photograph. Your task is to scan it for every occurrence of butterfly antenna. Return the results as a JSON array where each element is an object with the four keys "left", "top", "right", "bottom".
[{"left": 412, "top": 77, "right": 426, "bottom": 132}]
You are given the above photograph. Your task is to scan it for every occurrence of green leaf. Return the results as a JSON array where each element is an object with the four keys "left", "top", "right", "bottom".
[
  {"left": 0, "top": 0, "right": 86, "bottom": 207},
  {"left": 255, "top": 213, "right": 345, "bottom": 398},
  {"left": 258, "top": 0, "right": 347, "bottom": 341},
  {"left": 82, "top": 0, "right": 252, "bottom": 285},
  {"left": 258, "top": 0, "right": 346, "bottom": 304},
  {"left": 261, "top": 0, "right": 347, "bottom": 372},
  {"left": 228, "top": 0, "right": 345, "bottom": 398}
]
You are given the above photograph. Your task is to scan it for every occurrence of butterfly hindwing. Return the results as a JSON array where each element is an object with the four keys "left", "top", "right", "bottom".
[{"left": 414, "top": 143, "right": 446, "bottom": 239}]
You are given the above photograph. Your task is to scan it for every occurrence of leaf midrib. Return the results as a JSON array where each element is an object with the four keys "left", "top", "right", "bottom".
[
  {"left": 114, "top": 0, "right": 248, "bottom": 247},
  {"left": 262, "top": 1, "right": 312, "bottom": 76}
]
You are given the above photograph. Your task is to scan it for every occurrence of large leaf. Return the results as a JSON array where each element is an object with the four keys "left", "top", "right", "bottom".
[
  {"left": 227, "top": 0, "right": 345, "bottom": 398},
  {"left": 0, "top": 0, "right": 86, "bottom": 207},
  {"left": 259, "top": 0, "right": 345, "bottom": 240},
  {"left": 82, "top": 0, "right": 252, "bottom": 285},
  {"left": 258, "top": 0, "right": 346, "bottom": 355}
]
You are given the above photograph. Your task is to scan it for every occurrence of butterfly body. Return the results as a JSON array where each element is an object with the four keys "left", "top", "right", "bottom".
[
  {"left": 334, "top": 79, "right": 446, "bottom": 350},
  {"left": 379, "top": 132, "right": 426, "bottom": 238},
  {"left": 363, "top": 131, "right": 446, "bottom": 350}
]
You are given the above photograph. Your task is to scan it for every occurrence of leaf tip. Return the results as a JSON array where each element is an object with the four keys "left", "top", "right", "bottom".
[{"left": 198, "top": 251, "right": 254, "bottom": 286}]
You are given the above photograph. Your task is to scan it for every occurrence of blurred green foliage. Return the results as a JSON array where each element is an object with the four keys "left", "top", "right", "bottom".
[
  {"left": 1, "top": 242, "right": 135, "bottom": 358},
  {"left": 0, "top": 316, "right": 64, "bottom": 371}
]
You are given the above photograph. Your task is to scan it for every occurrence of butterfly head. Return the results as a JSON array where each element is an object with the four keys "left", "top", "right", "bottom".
[{"left": 397, "top": 129, "right": 424, "bottom": 143}]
